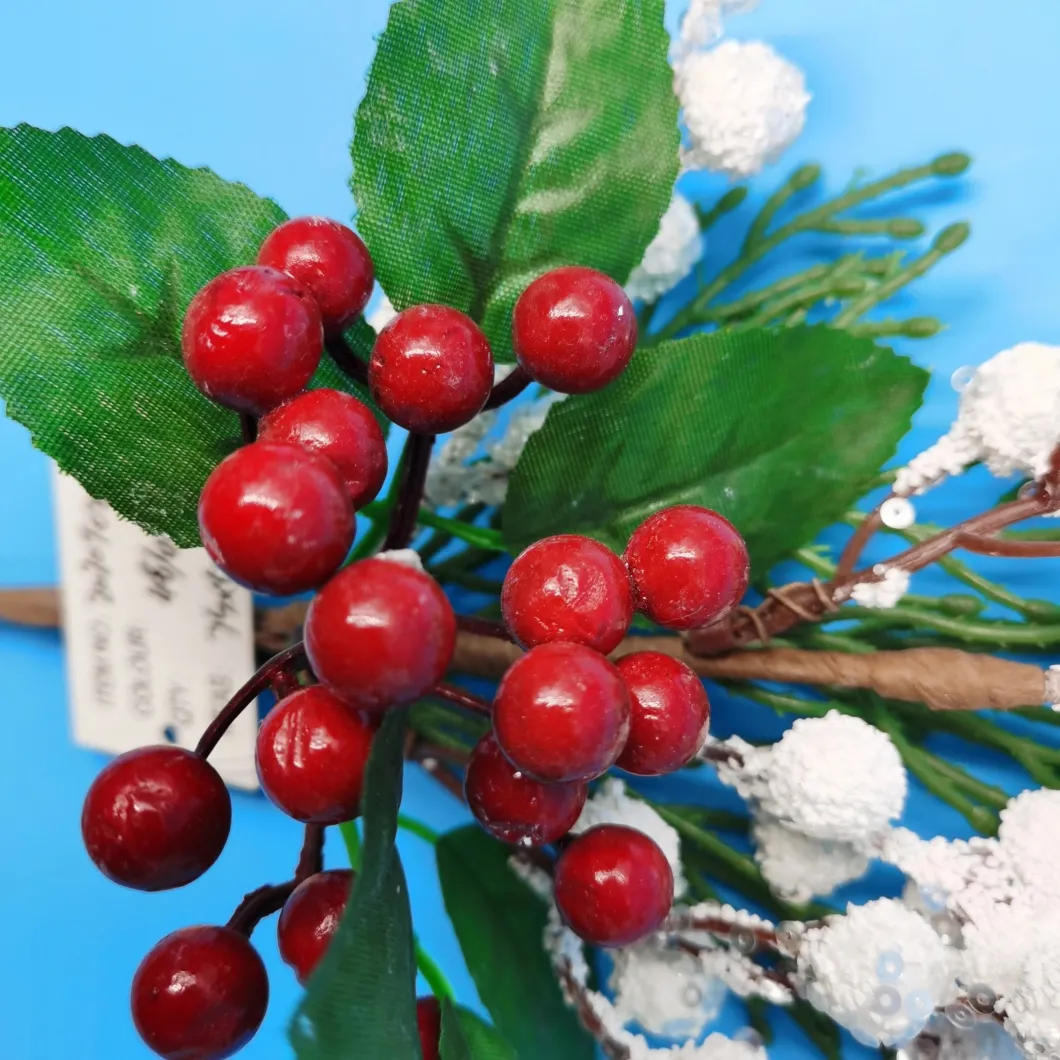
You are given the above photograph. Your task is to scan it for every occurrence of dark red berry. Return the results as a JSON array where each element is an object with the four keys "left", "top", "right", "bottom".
[
  {"left": 132, "top": 925, "right": 268, "bottom": 1060},
  {"left": 259, "top": 388, "right": 388, "bottom": 509},
  {"left": 501, "top": 534, "right": 633, "bottom": 654},
  {"left": 615, "top": 652, "right": 710, "bottom": 775},
  {"left": 512, "top": 266, "right": 637, "bottom": 394},
  {"left": 466, "top": 732, "right": 587, "bottom": 846},
  {"left": 369, "top": 305, "right": 494, "bottom": 433},
  {"left": 493, "top": 642, "right": 630, "bottom": 783},
  {"left": 198, "top": 442, "right": 355, "bottom": 596},
  {"left": 182, "top": 265, "right": 323, "bottom": 414},
  {"left": 256, "top": 687, "right": 376, "bottom": 824},
  {"left": 623, "top": 505, "right": 749, "bottom": 630},
  {"left": 417, "top": 996, "right": 442, "bottom": 1060},
  {"left": 277, "top": 870, "right": 354, "bottom": 983},
  {"left": 257, "top": 216, "right": 374, "bottom": 332},
  {"left": 305, "top": 557, "right": 456, "bottom": 711},
  {"left": 554, "top": 825, "right": 674, "bottom": 946},
  {"left": 81, "top": 745, "right": 230, "bottom": 892}
]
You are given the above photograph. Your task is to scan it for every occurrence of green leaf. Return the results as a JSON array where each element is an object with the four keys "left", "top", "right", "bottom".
[
  {"left": 0, "top": 125, "right": 379, "bottom": 547},
  {"left": 441, "top": 1002, "right": 519, "bottom": 1060},
  {"left": 503, "top": 326, "right": 928, "bottom": 572},
  {"left": 436, "top": 826, "right": 594, "bottom": 1060},
  {"left": 352, "top": 0, "right": 679, "bottom": 360},
  {"left": 290, "top": 710, "right": 421, "bottom": 1060}
]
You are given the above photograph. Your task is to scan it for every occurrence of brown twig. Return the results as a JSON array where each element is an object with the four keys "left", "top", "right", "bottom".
[
  {"left": 484, "top": 366, "right": 532, "bottom": 410},
  {"left": 430, "top": 682, "right": 492, "bottom": 716},
  {"left": 324, "top": 332, "right": 369, "bottom": 387},
  {"left": 455, "top": 613, "right": 515, "bottom": 642},
  {"left": 556, "top": 958, "right": 631, "bottom": 1060},
  {"left": 383, "top": 433, "right": 436, "bottom": 551}
]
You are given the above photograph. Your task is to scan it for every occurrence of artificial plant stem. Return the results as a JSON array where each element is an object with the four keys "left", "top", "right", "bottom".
[
  {"left": 741, "top": 164, "right": 820, "bottom": 253},
  {"left": 455, "top": 613, "right": 513, "bottom": 641},
  {"left": 340, "top": 820, "right": 363, "bottom": 871},
  {"left": 397, "top": 814, "right": 440, "bottom": 845},
  {"left": 414, "top": 939, "right": 455, "bottom": 1001},
  {"left": 430, "top": 682, "right": 492, "bottom": 716},
  {"left": 704, "top": 262, "right": 835, "bottom": 322},
  {"left": 239, "top": 413, "right": 258, "bottom": 444},
  {"left": 362, "top": 501, "right": 506, "bottom": 552},
  {"left": 383, "top": 432, "right": 436, "bottom": 550},
  {"left": 417, "top": 503, "right": 487, "bottom": 564},
  {"left": 830, "top": 605, "right": 1060, "bottom": 647},
  {"left": 484, "top": 366, "right": 531, "bottom": 409},
  {"left": 195, "top": 642, "right": 307, "bottom": 758},
  {"left": 324, "top": 332, "right": 369, "bottom": 386}
]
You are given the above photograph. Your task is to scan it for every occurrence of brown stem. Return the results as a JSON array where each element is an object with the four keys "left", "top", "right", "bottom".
[
  {"left": 408, "top": 741, "right": 467, "bottom": 802},
  {"left": 239, "top": 413, "right": 258, "bottom": 444},
  {"left": 955, "top": 531, "right": 1060, "bottom": 558},
  {"left": 384, "top": 433, "right": 436, "bottom": 551},
  {"left": 484, "top": 366, "right": 532, "bottom": 409},
  {"left": 324, "top": 332, "right": 369, "bottom": 387},
  {"left": 196, "top": 642, "right": 307, "bottom": 758},
  {"left": 834, "top": 496, "right": 888, "bottom": 579},
  {"left": 430, "top": 682, "right": 492, "bottom": 716},
  {"left": 456, "top": 613, "right": 515, "bottom": 642},
  {"left": 556, "top": 958, "right": 631, "bottom": 1060}
]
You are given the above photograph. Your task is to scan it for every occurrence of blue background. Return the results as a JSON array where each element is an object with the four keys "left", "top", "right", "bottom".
[{"left": 1, "top": 0, "right": 1059, "bottom": 1056}]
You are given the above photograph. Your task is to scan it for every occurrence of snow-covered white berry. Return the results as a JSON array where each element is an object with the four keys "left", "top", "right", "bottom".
[
  {"left": 625, "top": 194, "right": 704, "bottom": 303},
  {"left": 1003, "top": 941, "right": 1060, "bottom": 1057},
  {"left": 798, "top": 899, "right": 956, "bottom": 1046},
  {"left": 752, "top": 814, "right": 869, "bottom": 903},
  {"left": 849, "top": 565, "right": 912, "bottom": 610},
  {"left": 676, "top": 41, "right": 810, "bottom": 178},
  {"left": 999, "top": 788, "right": 1060, "bottom": 898},
  {"left": 673, "top": 0, "right": 764, "bottom": 63}
]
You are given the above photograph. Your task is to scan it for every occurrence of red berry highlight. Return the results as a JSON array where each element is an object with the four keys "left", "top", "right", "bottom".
[
  {"left": 512, "top": 266, "right": 637, "bottom": 394},
  {"left": 615, "top": 651, "right": 710, "bottom": 775},
  {"left": 182, "top": 265, "right": 323, "bottom": 414},
  {"left": 624, "top": 505, "right": 749, "bottom": 630},
  {"left": 277, "top": 869, "right": 354, "bottom": 983},
  {"left": 305, "top": 557, "right": 456, "bottom": 711},
  {"left": 198, "top": 442, "right": 355, "bottom": 596},
  {"left": 465, "top": 732, "right": 587, "bottom": 846},
  {"left": 256, "top": 687, "right": 377, "bottom": 824},
  {"left": 257, "top": 216, "right": 374, "bottom": 332},
  {"left": 501, "top": 534, "right": 633, "bottom": 654},
  {"left": 369, "top": 305, "right": 493, "bottom": 433},
  {"left": 554, "top": 825, "right": 674, "bottom": 946},
  {"left": 259, "top": 388, "right": 388, "bottom": 509},
  {"left": 132, "top": 925, "right": 268, "bottom": 1060},
  {"left": 81, "top": 745, "right": 230, "bottom": 892},
  {"left": 493, "top": 642, "right": 630, "bottom": 783},
  {"left": 417, "top": 996, "right": 442, "bottom": 1060}
]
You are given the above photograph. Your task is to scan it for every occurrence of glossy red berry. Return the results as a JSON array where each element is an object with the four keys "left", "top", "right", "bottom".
[
  {"left": 501, "top": 534, "right": 633, "bottom": 654},
  {"left": 417, "top": 996, "right": 442, "bottom": 1060},
  {"left": 466, "top": 732, "right": 587, "bottom": 846},
  {"left": 305, "top": 557, "right": 456, "bottom": 711},
  {"left": 132, "top": 925, "right": 268, "bottom": 1060},
  {"left": 256, "top": 687, "right": 377, "bottom": 824},
  {"left": 369, "top": 305, "right": 494, "bottom": 433},
  {"left": 257, "top": 216, "right": 374, "bottom": 332},
  {"left": 624, "top": 505, "right": 749, "bottom": 630},
  {"left": 182, "top": 265, "right": 323, "bottom": 414},
  {"left": 81, "top": 745, "right": 230, "bottom": 892},
  {"left": 615, "top": 652, "right": 710, "bottom": 775},
  {"left": 259, "top": 388, "right": 388, "bottom": 509},
  {"left": 512, "top": 266, "right": 637, "bottom": 394},
  {"left": 493, "top": 642, "right": 630, "bottom": 783},
  {"left": 554, "top": 825, "right": 674, "bottom": 947},
  {"left": 277, "top": 870, "right": 354, "bottom": 983},
  {"left": 198, "top": 442, "right": 355, "bottom": 596}
]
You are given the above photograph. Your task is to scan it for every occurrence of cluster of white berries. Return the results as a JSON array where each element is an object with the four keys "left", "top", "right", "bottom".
[{"left": 625, "top": 194, "right": 704, "bottom": 304}]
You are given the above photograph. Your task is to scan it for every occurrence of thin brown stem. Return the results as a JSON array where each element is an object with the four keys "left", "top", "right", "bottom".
[
  {"left": 430, "top": 682, "right": 492, "bottom": 716},
  {"left": 324, "top": 332, "right": 369, "bottom": 387},
  {"left": 556, "top": 959, "right": 631, "bottom": 1060},
  {"left": 484, "top": 366, "right": 532, "bottom": 409},
  {"left": 239, "top": 413, "right": 258, "bottom": 444},
  {"left": 383, "top": 433, "right": 435, "bottom": 550},
  {"left": 455, "top": 613, "right": 515, "bottom": 642},
  {"left": 835, "top": 497, "right": 888, "bottom": 579},
  {"left": 955, "top": 531, "right": 1060, "bottom": 558}
]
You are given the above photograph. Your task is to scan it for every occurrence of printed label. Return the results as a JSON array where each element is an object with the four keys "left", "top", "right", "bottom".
[{"left": 53, "top": 469, "right": 258, "bottom": 789}]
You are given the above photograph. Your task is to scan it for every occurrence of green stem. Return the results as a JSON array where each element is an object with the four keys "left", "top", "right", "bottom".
[
  {"left": 823, "top": 605, "right": 1060, "bottom": 647},
  {"left": 340, "top": 820, "right": 363, "bottom": 871},
  {"left": 417, "top": 503, "right": 487, "bottom": 564},
  {"left": 741, "top": 164, "right": 820, "bottom": 253},
  {"left": 361, "top": 502, "right": 506, "bottom": 552},
  {"left": 414, "top": 939, "right": 455, "bottom": 1001},
  {"left": 398, "top": 814, "right": 440, "bottom": 846}
]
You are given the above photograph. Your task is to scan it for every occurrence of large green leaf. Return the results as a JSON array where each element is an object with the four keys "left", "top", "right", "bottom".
[
  {"left": 441, "top": 1002, "right": 519, "bottom": 1060},
  {"left": 0, "top": 125, "right": 378, "bottom": 548},
  {"left": 291, "top": 709, "right": 420, "bottom": 1059},
  {"left": 503, "top": 326, "right": 928, "bottom": 571},
  {"left": 436, "top": 826, "right": 594, "bottom": 1060},
  {"left": 352, "top": 0, "right": 679, "bottom": 360}
]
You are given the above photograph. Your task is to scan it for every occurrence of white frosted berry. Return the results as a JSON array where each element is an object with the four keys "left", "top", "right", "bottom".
[
  {"left": 849, "top": 565, "right": 912, "bottom": 610},
  {"left": 571, "top": 778, "right": 687, "bottom": 899},
  {"left": 1003, "top": 942, "right": 1060, "bottom": 1057},
  {"left": 676, "top": 41, "right": 810, "bottom": 178},
  {"left": 673, "top": 0, "right": 764, "bottom": 63},
  {"left": 999, "top": 788, "right": 1060, "bottom": 897},
  {"left": 625, "top": 195, "right": 704, "bottom": 303},
  {"left": 374, "top": 548, "right": 424, "bottom": 572},
  {"left": 798, "top": 899, "right": 956, "bottom": 1046},
  {"left": 752, "top": 814, "right": 869, "bottom": 903},
  {"left": 760, "top": 712, "right": 907, "bottom": 842}
]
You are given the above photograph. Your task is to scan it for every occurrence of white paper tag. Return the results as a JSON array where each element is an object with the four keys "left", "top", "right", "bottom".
[{"left": 53, "top": 469, "right": 259, "bottom": 790}]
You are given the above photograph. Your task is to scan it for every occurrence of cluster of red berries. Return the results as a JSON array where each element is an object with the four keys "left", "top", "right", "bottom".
[{"left": 78, "top": 211, "right": 749, "bottom": 1060}]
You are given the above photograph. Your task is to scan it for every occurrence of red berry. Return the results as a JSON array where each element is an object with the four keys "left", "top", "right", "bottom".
[
  {"left": 198, "top": 442, "right": 355, "bottom": 596},
  {"left": 277, "top": 870, "right": 354, "bottom": 983},
  {"left": 493, "top": 642, "right": 630, "bottom": 783},
  {"left": 259, "top": 388, "right": 388, "bottom": 509},
  {"left": 501, "top": 534, "right": 632, "bottom": 654},
  {"left": 81, "top": 745, "right": 230, "bottom": 892},
  {"left": 615, "top": 652, "right": 710, "bottom": 775},
  {"left": 465, "top": 732, "right": 587, "bottom": 846},
  {"left": 369, "top": 305, "right": 494, "bottom": 433},
  {"left": 182, "top": 265, "right": 323, "bottom": 414},
  {"left": 132, "top": 925, "right": 268, "bottom": 1060},
  {"left": 416, "top": 996, "right": 442, "bottom": 1060},
  {"left": 257, "top": 216, "right": 374, "bottom": 332},
  {"left": 623, "top": 505, "right": 749, "bottom": 630},
  {"left": 512, "top": 266, "right": 637, "bottom": 394},
  {"left": 256, "top": 687, "right": 377, "bottom": 824},
  {"left": 305, "top": 557, "right": 456, "bottom": 711},
  {"left": 554, "top": 825, "right": 674, "bottom": 946}
]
